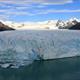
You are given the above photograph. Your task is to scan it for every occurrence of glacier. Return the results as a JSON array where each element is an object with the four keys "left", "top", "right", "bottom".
[{"left": 0, "top": 29, "right": 80, "bottom": 68}]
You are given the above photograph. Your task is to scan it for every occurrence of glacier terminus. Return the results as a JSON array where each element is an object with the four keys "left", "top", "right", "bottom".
[{"left": 0, "top": 30, "right": 80, "bottom": 68}]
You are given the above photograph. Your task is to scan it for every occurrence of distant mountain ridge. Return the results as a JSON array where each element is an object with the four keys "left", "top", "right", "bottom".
[{"left": 0, "top": 18, "right": 80, "bottom": 30}]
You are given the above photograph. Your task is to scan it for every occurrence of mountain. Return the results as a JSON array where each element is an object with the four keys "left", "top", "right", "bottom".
[
  {"left": 56, "top": 20, "right": 65, "bottom": 29},
  {"left": 2, "top": 20, "right": 58, "bottom": 30},
  {"left": 0, "top": 22, "right": 15, "bottom": 31},
  {"left": 58, "top": 18, "right": 79, "bottom": 29},
  {"left": 0, "top": 18, "right": 80, "bottom": 30},
  {"left": 69, "top": 22, "right": 80, "bottom": 30}
]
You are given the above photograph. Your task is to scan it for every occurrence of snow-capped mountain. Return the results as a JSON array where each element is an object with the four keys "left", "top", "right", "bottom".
[
  {"left": 1, "top": 20, "right": 58, "bottom": 30},
  {"left": 0, "top": 18, "right": 80, "bottom": 30},
  {"left": 56, "top": 18, "right": 79, "bottom": 29}
]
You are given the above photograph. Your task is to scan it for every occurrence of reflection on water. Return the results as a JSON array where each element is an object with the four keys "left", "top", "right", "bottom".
[{"left": 0, "top": 57, "right": 80, "bottom": 80}]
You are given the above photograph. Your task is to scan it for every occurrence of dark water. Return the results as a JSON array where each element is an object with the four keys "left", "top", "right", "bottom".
[{"left": 0, "top": 57, "right": 80, "bottom": 80}]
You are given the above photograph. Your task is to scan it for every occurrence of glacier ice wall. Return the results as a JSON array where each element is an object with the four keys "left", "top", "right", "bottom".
[{"left": 0, "top": 30, "right": 80, "bottom": 68}]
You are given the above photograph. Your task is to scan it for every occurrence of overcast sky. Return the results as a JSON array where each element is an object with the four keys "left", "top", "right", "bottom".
[{"left": 0, "top": 0, "right": 80, "bottom": 22}]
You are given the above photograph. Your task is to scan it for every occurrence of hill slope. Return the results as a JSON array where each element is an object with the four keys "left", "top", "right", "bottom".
[{"left": 0, "top": 22, "right": 15, "bottom": 31}]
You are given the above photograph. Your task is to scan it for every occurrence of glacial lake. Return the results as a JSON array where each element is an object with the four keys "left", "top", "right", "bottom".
[{"left": 0, "top": 56, "right": 80, "bottom": 80}]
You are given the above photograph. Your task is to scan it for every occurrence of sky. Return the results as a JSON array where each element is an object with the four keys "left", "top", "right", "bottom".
[{"left": 0, "top": 0, "right": 80, "bottom": 22}]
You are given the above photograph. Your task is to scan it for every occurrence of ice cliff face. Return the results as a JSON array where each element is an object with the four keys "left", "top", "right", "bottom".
[{"left": 0, "top": 30, "right": 80, "bottom": 68}]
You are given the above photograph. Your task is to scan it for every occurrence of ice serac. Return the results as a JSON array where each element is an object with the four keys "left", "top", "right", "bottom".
[{"left": 0, "top": 30, "right": 80, "bottom": 68}]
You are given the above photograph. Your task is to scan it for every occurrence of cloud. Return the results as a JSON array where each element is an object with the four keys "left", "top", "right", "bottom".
[
  {"left": 0, "top": 0, "right": 74, "bottom": 13},
  {"left": 36, "top": 9, "right": 80, "bottom": 15},
  {"left": 0, "top": 14, "right": 9, "bottom": 21},
  {"left": 33, "top": 0, "right": 73, "bottom": 5},
  {"left": 0, "top": 0, "right": 74, "bottom": 16},
  {"left": 0, "top": 0, "right": 73, "bottom": 5},
  {"left": 6, "top": 11, "right": 32, "bottom": 16},
  {"left": 0, "top": 9, "right": 80, "bottom": 16},
  {"left": 0, "top": 0, "right": 78, "bottom": 21}
]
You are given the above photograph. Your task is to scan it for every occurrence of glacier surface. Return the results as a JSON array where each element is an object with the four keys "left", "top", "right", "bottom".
[{"left": 0, "top": 30, "right": 80, "bottom": 68}]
